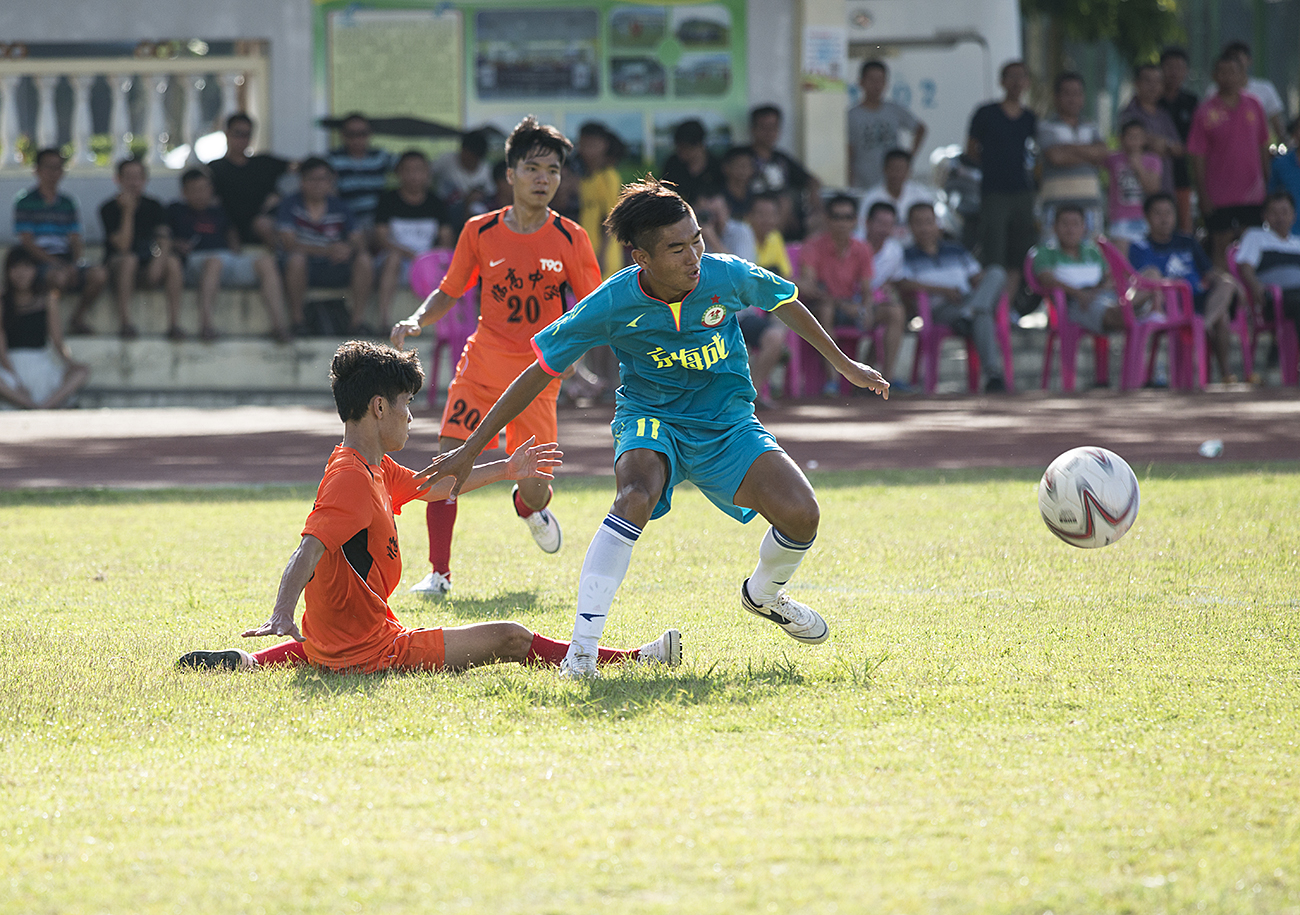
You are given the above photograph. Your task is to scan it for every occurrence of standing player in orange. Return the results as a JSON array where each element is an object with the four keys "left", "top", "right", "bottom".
[{"left": 391, "top": 117, "right": 602, "bottom": 597}]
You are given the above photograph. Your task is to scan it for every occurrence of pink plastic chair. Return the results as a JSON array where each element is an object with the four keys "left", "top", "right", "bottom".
[
  {"left": 1096, "top": 236, "right": 1205, "bottom": 390},
  {"left": 1227, "top": 242, "right": 1298, "bottom": 385},
  {"left": 908, "top": 289, "right": 1015, "bottom": 394},
  {"left": 1023, "top": 249, "right": 1110, "bottom": 392},
  {"left": 409, "top": 249, "right": 479, "bottom": 405}
]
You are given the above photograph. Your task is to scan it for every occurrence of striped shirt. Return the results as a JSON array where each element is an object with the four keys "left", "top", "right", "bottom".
[
  {"left": 13, "top": 188, "right": 81, "bottom": 257},
  {"left": 327, "top": 147, "right": 396, "bottom": 222}
]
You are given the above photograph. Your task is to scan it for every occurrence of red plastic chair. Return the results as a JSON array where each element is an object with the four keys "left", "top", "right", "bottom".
[
  {"left": 409, "top": 249, "right": 479, "bottom": 405},
  {"left": 908, "top": 288, "right": 1015, "bottom": 394},
  {"left": 1226, "top": 242, "right": 1298, "bottom": 385},
  {"left": 1096, "top": 236, "right": 1206, "bottom": 390},
  {"left": 1022, "top": 248, "right": 1110, "bottom": 392}
]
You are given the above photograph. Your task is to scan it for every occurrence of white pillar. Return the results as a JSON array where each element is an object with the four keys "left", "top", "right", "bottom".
[
  {"left": 183, "top": 75, "right": 203, "bottom": 164},
  {"left": 35, "top": 75, "right": 59, "bottom": 149},
  {"left": 218, "top": 71, "right": 240, "bottom": 124},
  {"left": 110, "top": 75, "right": 133, "bottom": 164},
  {"left": 144, "top": 74, "right": 168, "bottom": 167},
  {"left": 71, "top": 75, "right": 97, "bottom": 167},
  {"left": 0, "top": 76, "right": 22, "bottom": 169}
]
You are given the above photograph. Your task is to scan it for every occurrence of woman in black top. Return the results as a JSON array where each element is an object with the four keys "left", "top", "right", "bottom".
[{"left": 0, "top": 246, "right": 89, "bottom": 409}]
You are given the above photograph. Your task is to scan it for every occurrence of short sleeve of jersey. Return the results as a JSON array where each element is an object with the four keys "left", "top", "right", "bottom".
[
  {"left": 381, "top": 456, "right": 424, "bottom": 515},
  {"left": 302, "top": 463, "right": 372, "bottom": 551},
  {"left": 439, "top": 216, "right": 484, "bottom": 297},
  {"left": 530, "top": 288, "right": 612, "bottom": 376},
  {"left": 730, "top": 255, "right": 798, "bottom": 312},
  {"left": 1127, "top": 241, "right": 1156, "bottom": 272}
]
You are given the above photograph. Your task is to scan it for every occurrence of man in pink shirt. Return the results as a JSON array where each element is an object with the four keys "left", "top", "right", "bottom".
[
  {"left": 799, "top": 194, "right": 905, "bottom": 391},
  {"left": 1188, "top": 51, "right": 1272, "bottom": 266}
]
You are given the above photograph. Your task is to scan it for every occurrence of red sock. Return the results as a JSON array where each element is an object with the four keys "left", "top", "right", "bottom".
[
  {"left": 252, "top": 640, "right": 310, "bottom": 666},
  {"left": 525, "top": 633, "right": 636, "bottom": 666},
  {"left": 513, "top": 484, "right": 553, "bottom": 519},
  {"left": 426, "top": 497, "right": 457, "bottom": 575}
]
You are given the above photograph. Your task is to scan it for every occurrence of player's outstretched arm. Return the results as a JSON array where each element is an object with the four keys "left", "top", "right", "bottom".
[
  {"left": 414, "top": 436, "right": 563, "bottom": 502},
  {"left": 241, "top": 535, "right": 326, "bottom": 643},
  {"left": 424, "top": 362, "right": 557, "bottom": 499},
  {"left": 775, "top": 299, "right": 890, "bottom": 399},
  {"left": 391, "top": 289, "right": 458, "bottom": 350}
]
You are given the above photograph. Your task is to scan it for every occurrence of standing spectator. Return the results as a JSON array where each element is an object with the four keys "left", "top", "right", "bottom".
[
  {"left": 1119, "top": 64, "right": 1183, "bottom": 197},
  {"left": 1208, "top": 41, "right": 1288, "bottom": 142},
  {"left": 1159, "top": 46, "right": 1200, "bottom": 233},
  {"left": 277, "top": 157, "right": 375, "bottom": 335},
  {"left": 1037, "top": 71, "right": 1108, "bottom": 238},
  {"left": 719, "top": 146, "right": 756, "bottom": 220},
  {"left": 14, "top": 149, "right": 107, "bottom": 336},
  {"left": 660, "top": 118, "right": 723, "bottom": 205},
  {"left": 99, "top": 158, "right": 183, "bottom": 340},
  {"left": 1268, "top": 119, "right": 1300, "bottom": 235},
  {"left": 375, "top": 150, "right": 454, "bottom": 331},
  {"left": 853, "top": 148, "right": 932, "bottom": 242},
  {"left": 327, "top": 113, "right": 395, "bottom": 238},
  {"left": 1188, "top": 52, "right": 1272, "bottom": 267},
  {"left": 431, "top": 130, "right": 494, "bottom": 223},
  {"left": 574, "top": 122, "right": 623, "bottom": 278},
  {"left": 168, "top": 168, "right": 291, "bottom": 343},
  {"left": 740, "top": 193, "right": 792, "bottom": 408},
  {"left": 1235, "top": 190, "right": 1300, "bottom": 341},
  {"left": 847, "top": 60, "right": 927, "bottom": 191},
  {"left": 740, "top": 105, "right": 820, "bottom": 240},
  {"left": 1130, "top": 192, "right": 1243, "bottom": 382},
  {"left": 966, "top": 60, "right": 1037, "bottom": 304},
  {"left": 1033, "top": 206, "right": 1124, "bottom": 335},
  {"left": 0, "top": 246, "right": 89, "bottom": 409},
  {"left": 1104, "top": 121, "right": 1164, "bottom": 247},
  {"left": 208, "top": 113, "right": 290, "bottom": 248},
  {"left": 900, "top": 201, "right": 1009, "bottom": 393},
  {"left": 801, "top": 194, "right": 905, "bottom": 391}
]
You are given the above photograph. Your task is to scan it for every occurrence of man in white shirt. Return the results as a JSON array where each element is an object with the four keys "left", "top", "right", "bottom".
[
  {"left": 430, "top": 130, "right": 495, "bottom": 221},
  {"left": 1235, "top": 190, "right": 1300, "bottom": 335},
  {"left": 863, "top": 201, "right": 904, "bottom": 292},
  {"left": 695, "top": 189, "right": 757, "bottom": 263},
  {"left": 854, "top": 149, "right": 932, "bottom": 242}
]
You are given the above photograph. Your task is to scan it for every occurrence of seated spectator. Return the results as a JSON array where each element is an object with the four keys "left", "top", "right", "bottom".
[
  {"left": 696, "top": 189, "right": 757, "bottom": 263},
  {"left": 660, "top": 118, "right": 723, "bottom": 206},
  {"left": 14, "top": 148, "right": 107, "bottom": 336},
  {"left": 853, "top": 148, "right": 931, "bottom": 242},
  {"left": 100, "top": 158, "right": 183, "bottom": 340},
  {"left": 739, "top": 192, "right": 794, "bottom": 407},
  {"left": 1105, "top": 120, "right": 1164, "bottom": 248},
  {"left": 900, "top": 201, "right": 1008, "bottom": 393},
  {"left": 168, "top": 168, "right": 291, "bottom": 343},
  {"left": 1033, "top": 205, "right": 1123, "bottom": 335},
  {"left": 863, "top": 201, "right": 905, "bottom": 294},
  {"left": 574, "top": 122, "right": 623, "bottom": 278},
  {"left": 801, "top": 194, "right": 905, "bottom": 392},
  {"left": 747, "top": 193, "right": 791, "bottom": 276},
  {"left": 1129, "top": 192, "right": 1243, "bottom": 382},
  {"left": 1119, "top": 63, "right": 1182, "bottom": 196},
  {"left": 0, "top": 246, "right": 89, "bottom": 409},
  {"left": 484, "top": 159, "right": 512, "bottom": 212},
  {"left": 739, "top": 105, "right": 820, "bottom": 239},
  {"left": 720, "top": 146, "right": 756, "bottom": 220},
  {"left": 375, "top": 150, "right": 454, "bottom": 331},
  {"left": 1037, "top": 71, "right": 1108, "bottom": 239},
  {"left": 848, "top": 60, "right": 926, "bottom": 191},
  {"left": 277, "top": 157, "right": 375, "bottom": 335},
  {"left": 1234, "top": 190, "right": 1300, "bottom": 345},
  {"left": 327, "top": 113, "right": 395, "bottom": 238},
  {"left": 208, "top": 112, "right": 290, "bottom": 248},
  {"left": 431, "top": 129, "right": 494, "bottom": 223},
  {"left": 1268, "top": 119, "right": 1300, "bottom": 235}
]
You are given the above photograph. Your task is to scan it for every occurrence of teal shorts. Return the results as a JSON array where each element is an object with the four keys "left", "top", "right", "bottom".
[{"left": 611, "top": 411, "right": 783, "bottom": 523}]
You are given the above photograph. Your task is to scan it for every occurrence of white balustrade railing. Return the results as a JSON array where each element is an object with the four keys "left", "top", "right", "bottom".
[{"left": 0, "top": 54, "right": 269, "bottom": 172}]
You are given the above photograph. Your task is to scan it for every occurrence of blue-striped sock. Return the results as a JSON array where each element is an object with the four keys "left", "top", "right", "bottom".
[
  {"left": 747, "top": 526, "right": 815, "bottom": 605},
  {"left": 570, "top": 514, "right": 641, "bottom": 657}
]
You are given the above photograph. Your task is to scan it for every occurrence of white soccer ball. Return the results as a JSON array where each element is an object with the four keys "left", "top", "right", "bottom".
[{"left": 1038, "top": 447, "right": 1140, "bottom": 549}]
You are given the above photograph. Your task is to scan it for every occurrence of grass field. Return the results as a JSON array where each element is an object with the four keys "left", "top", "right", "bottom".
[{"left": 2, "top": 466, "right": 1298, "bottom": 914}]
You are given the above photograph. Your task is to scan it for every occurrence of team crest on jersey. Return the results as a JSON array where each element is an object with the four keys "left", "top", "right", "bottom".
[{"left": 701, "top": 304, "right": 726, "bottom": 327}]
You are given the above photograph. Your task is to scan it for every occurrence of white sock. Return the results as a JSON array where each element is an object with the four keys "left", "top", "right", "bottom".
[
  {"left": 569, "top": 514, "right": 641, "bottom": 658},
  {"left": 747, "top": 527, "right": 814, "bottom": 605}
]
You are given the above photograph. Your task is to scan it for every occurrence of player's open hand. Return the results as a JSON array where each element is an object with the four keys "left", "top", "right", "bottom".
[
  {"left": 505, "top": 436, "right": 563, "bottom": 481},
  {"left": 242, "top": 613, "right": 304, "bottom": 643},
  {"left": 390, "top": 318, "right": 422, "bottom": 349},
  {"left": 414, "top": 445, "right": 477, "bottom": 502},
  {"left": 842, "top": 361, "right": 890, "bottom": 400}
]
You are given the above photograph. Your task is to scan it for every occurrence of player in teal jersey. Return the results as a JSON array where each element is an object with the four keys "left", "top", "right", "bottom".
[{"left": 428, "top": 177, "right": 889, "bottom": 677}]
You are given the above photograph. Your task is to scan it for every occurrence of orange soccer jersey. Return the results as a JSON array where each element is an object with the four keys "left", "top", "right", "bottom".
[{"left": 299, "top": 446, "right": 424, "bottom": 671}]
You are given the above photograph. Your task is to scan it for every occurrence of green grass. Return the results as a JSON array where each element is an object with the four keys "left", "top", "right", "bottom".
[{"left": 2, "top": 467, "right": 1299, "bottom": 914}]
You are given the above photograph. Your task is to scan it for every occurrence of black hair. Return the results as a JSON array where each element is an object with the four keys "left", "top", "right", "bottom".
[
  {"left": 826, "top": 194, "right": 859, "bottom": 218},
  {"left": 1054, "top": 71, "right": 1084, "bottom": 94},
  {"left": 299, "top": 156, "right": 334, "bottom": 177},
  {"left": 180, "top": 167, "right": 211, "bottom": 187},
  {"left": 720, "top": 146, "right": 752, "bottom": 167},
  {"left": 578, "top": 121, "right": 609, "bottom": 140},
  {"left": 1119, "top": 118, "right": 1146, "bottom": 135},
  {"left": 866, "top": 200, "right": 897, "bottom": 221},
  {"left": 1215, "top": 49, "right": 1243, "bottom": 69},
  {"left": 34, "top": 148, "right": 64, "bottom": 169},
  {"left": 749, "top": 104, "right": 782, "bottom": 125},
  {"left": 1266, "top": 189, "right": 1296, "bottom": 210},
  {"left": 1159, "top": 46, "right": 1189, "bottom": 65},
  {"left": 1133, "top": 62, "right": 1161, "bottom": 81},
  {"left": 396, "top": 149, "right": 429, "bottom": 169},
  {"left": 907, "top": 200, "right": 936, "bottom": 221},
  {"left": 3, "top": 245, "right": 41, "bottom": 299},
  {"left": 673, "top": 119, "right": 706, "bottom": 147},
  {"left": 340, "top": 112, "right": 370, "bottom": 129},
  {"left": 1000, "top": 60, "right": 1027, "bottom": 80},
  {"left": 1054, "top": 203, "right": 1086, "bottom": 222},
  {"left": 329, "top": 340, "right": 424, "bottom": 423},
  {"left": 883, "top": 148, "right": 911, "bottom": 167},
  {"left": 504, "top": 115, "right": 572, "bottom": 169},
  {"left": 492, "top": 159, "right": 509, "bottom": 182},
  {"left": 116, "top": 157, "right": 145, "bottom": 178},
  {"left": 750, "top": 191, "right": 783, "bottom": 209},
  {"left": 1142, "top": 191, "right": 1176, "bottom": 215},
  {"left": 225, "top": 112, "right": 253, "bottom": 132},
  {"left": 604, "top": 175, "right": 690, "bottom": 252},
  {"left": 460, "top": 130, "right": 489, "bottom": 159},
  {"left": 1223, "top": 40, "right": 1251, "bottom": 60},
  {"left": 860, "top": 60, "right": 887, "bottom": 81}
]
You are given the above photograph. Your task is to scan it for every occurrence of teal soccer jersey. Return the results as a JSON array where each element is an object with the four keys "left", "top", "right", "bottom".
[{"left": 531, "top": 253, "right": 798, "bottom": 429}]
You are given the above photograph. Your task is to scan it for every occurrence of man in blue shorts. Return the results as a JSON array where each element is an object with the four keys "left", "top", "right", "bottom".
[{"left": 428, "top": 177, "right": 890, "bottom": 677}]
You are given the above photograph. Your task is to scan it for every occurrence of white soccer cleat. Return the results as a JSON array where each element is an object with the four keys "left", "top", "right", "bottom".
[
  {"left": 637, "top": 629, "right": 682, "bottom": 667},
  {"left": 558, "top": 651, "right": 600, "bottom": 680},
  {"left": 515, "top": 485, "right": 563, "bottom": 553},
  {"left": 740, "top": 579, "right": 829, "bottom": 644},
  {"left": 409, "top": 570, "right": 451, "bottom": 598}
]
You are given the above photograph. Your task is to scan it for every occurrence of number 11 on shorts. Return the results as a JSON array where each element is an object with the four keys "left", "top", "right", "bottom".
[{"left": 635, "top": 417, "right": 660, "bottom": 439}]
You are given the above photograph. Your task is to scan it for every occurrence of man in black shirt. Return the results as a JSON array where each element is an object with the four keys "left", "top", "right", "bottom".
[
  {"left": 98, "top": 158, "right": 183, "bottom": 340},
  {"left": 374, "top": 150, "right": 454, "bottom": 329},
  {"left": 208, "top": 112, "right": 290, "bottom": 248},
  {"left": 738, "top": 105, "right": 821, "bottom": 240},
  {"left": 1159, "top": 46, "right": 1199, "bottom": 234},
  {"left": 659, "top": 119, "right": 722, "bottom": 206}
]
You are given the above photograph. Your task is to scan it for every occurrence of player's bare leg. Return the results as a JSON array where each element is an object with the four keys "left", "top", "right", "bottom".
[
  {"left": 443, "top": 621, "right": 680, "bottom": 671},
  {"left": 732, "top": 450, "right": 829, "bottom": 643}
]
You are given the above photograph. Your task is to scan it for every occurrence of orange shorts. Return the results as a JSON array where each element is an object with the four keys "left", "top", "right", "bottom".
[
  {"left": 440, "top": 346, "right": 561, "bottom": 451},
  {"left": 358, "top": 627, "right": 445, "bottom": 673}
]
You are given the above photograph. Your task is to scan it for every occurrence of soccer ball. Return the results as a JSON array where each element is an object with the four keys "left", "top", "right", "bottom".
[{"left": 1038, "top": 447, "right": 1140, "bottom": 548}]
